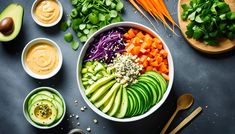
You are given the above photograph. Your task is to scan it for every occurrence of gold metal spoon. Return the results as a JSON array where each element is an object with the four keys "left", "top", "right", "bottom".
[{"left": 160, "top": 94, "right": 194, "bottom": 134}]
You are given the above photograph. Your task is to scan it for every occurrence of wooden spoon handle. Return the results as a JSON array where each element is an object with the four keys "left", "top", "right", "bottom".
[
  {"left": 169, "top": 107, "right": 202, "bottom": 134},
  {"left": 160, "top": 108, "right": 179, "bottom": 134}
]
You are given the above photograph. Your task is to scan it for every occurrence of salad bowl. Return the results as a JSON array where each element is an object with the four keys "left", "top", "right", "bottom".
[{"left": 77, "top": 22, "right": 174, "bottom": 122}]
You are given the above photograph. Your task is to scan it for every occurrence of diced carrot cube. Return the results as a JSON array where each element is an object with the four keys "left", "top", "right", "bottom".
[
  {"left": 163, "top": 59, "right": 168, "bottom": 65},
  {"left": 156, "top": 43, "right": 163, "bottom": 49},
  {"left": 141, "top": 42, "right": 148, "bottom": 49},
  {"left": 154, "top": 37, "right": 161, "bottom": 43},
  {"left": 150, "top": 49, "right": 159, "bottom": 56},
  {"left": 159, "top": 63, "right": 168, "bottom": 73},
  {"left": 150, "top": 61, "right": 158, "bottom": 67},
  {"left": 160, "top": 50, "right": 168, "bottom": 58},
  {"left": 145, "top": 38, "right": 153, "bottom": 48},
  {"left": 143, "top": 60, "right": 148, "bottom": 67},
  {"left": 152, "top": 42, "right": 157, "bottom": 48},
  {"left": 133, "top": 29, "right": 139, "bottom": 34},
  {"left": 124, "top": 33, "right": 130, "bottom": 39},
  {"left": 136, "top": 32, "right": 145, "bottom": 39},
  {"left": 140, "top": 55, "right": 147, "bottom": 62},
  {"left": 128, "top": 28, "right": 136, "bottom": 38},
  {"left": 126, "top": 44, "right": 135, "bottom": 52},
  {"left": 144, "top": 34, "right": 153, "bottom": 40},
  {"left": 133, "top": 37, "right": 141, "bottom": 45},
  {"left": 131, "top": 46, "right": 141, "bottom": 55},
  {"left": 146, "top": 66, "right": 153, "bottom": 71},
  {"left": 156, "top": 56, "right": 163, "bottom": 63}
]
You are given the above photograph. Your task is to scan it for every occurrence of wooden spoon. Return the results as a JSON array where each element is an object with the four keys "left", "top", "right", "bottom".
[
  {"left": 160, "top": 94, "right": 194, "bottom": 134},
  {"left": 169, "top": 106, "right": 202, "bottom": 134},
  {"left": 178, "top": 0, "right": 235, "bottom": 54}
]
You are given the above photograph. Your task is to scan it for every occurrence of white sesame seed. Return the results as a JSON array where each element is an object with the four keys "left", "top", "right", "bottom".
[
  {"left": 93, "top": 119, "right": 98, "bottom": 124},
  {"left": 76, "top": 115, "right": 79, "bottom": 119},
  {"left": 77, "top": 122, "right": 80, "bottom": 126},
  {"left": 86, "top": 127, "right": 91, "bottom": 132},
  {"left": 81, "top": 107, "right": 85, "bottom": 111}
]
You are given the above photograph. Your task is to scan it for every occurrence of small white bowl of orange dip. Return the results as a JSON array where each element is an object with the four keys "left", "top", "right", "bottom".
[
  {"left": 31, "top": 0, "right": 63, "bottom": 27},
  {"left": 21, "top": 38, "right": 63, "bottom": 79}
]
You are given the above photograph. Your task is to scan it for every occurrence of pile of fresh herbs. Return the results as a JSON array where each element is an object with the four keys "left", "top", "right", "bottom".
[
  {"left": 181, "top": 0, "right": 235, "bottom": 45},
  {"left": 60, "top": 0, "right": 124, "bottom": 50}
]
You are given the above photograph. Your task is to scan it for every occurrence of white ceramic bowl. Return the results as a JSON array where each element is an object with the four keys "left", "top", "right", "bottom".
[
  {"left": 31, "top": 0, "right": 63, "bottom": 27},
  {"left": 21, "top": 38, "right": 63, "bottom": 79},
  {"left": 23, "top": 87, "right": 66, "bottom": 129},
  {"left": 77, "top": 22, "right": 174, "bottom": 122}
]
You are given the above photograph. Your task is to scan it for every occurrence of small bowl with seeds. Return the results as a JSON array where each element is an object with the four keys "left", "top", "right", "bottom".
[{"left": 23, "top": 87, "right": 66, "bottom": 129}]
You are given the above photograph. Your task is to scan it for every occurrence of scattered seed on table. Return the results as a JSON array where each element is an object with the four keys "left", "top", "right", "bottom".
[
  {"left": 76, "top": 115, "right": 79, "bottom": 119},
  {"left": 81, "top": 107, "right": 85, "bottom": 111},
  {"left": 69, "top": 115, "right": 72, "bottom": 118},
  {"left": 93, "top": 119, "right": 98, "bottom": 124},
  {"left": 77, "top": 122, "right": 80, "bottom": 126},
  {"left": 87, "top": 127, "right": 91, "bottom": 132},
  {"left": 83, "top": 106, "right": 87, "bottom": 109},
  {"left": 72, "top": 114, "right": 75, "bottom": 117}
]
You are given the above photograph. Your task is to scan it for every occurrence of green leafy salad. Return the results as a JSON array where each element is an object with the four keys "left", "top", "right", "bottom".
[
  {"left": 60, "top": 0, "right": 124, "bottom": 50},
  {"left": 181, "top": 0, "right": 235, "bottom": 45}
]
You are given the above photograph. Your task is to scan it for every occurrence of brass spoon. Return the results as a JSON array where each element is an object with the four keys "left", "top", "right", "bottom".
[{"left": 160, "top": 94, "right": 194, "bottom": 134}]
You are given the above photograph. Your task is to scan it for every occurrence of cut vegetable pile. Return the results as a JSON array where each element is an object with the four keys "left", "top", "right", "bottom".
[
  {"left": 181, "top": 0, "right": 235, "bottom": 45},
  {"left": 80, "top": 27, "right": 170, "bottom": 118}
]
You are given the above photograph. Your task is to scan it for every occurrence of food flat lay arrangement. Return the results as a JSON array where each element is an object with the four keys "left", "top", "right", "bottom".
[{"left": 0, "top": 0, "right": 235, "bottom": 134}]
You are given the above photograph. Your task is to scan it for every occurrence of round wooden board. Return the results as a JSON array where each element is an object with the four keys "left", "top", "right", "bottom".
[{"left": 178, "top": 0, "right": 235, "bottom": 54}]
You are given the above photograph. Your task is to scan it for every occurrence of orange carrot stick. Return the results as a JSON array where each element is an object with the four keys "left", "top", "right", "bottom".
[
  {"left": 137, "top": 0, "right": 176, "bottom": 34},
  {"left": 128, "top": 0, "right": 158, "bottom": 31}
]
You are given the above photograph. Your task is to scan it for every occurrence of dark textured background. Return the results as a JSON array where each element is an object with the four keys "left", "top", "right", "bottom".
[{"left": 0, "top": 0, "right": 235, "bottom": 134}]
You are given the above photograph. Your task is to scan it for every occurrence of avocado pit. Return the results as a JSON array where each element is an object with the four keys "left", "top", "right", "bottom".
[{"left": 0, "top": 17, "right": 14, "bottom": 36}]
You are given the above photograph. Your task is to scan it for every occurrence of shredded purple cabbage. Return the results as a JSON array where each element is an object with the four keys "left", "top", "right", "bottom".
[{"left": 84, "top": 27, "right": 126, "bottom": 63}]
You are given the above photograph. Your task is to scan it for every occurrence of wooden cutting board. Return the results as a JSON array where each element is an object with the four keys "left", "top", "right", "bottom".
[{"left": 178, "top": 0, "right": 235, "bottom": 54}]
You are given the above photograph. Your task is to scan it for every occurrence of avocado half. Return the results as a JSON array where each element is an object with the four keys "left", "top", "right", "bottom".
[{"left": 0, "top": 3, "right": 24, "bottom": 42}]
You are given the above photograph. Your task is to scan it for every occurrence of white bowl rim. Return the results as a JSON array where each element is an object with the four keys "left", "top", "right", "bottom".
[
  {"left": 31, "top": 0, "right": 63, "bottom": 27},
  {"left": 22, "top": 86, "right": 66, "bottom": 129},
  {"left": 76, "top": 21, "right": 174, "bottom": 122},
  {"left": 21, "top": 37, "right": 63, "bottom": 79}
]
